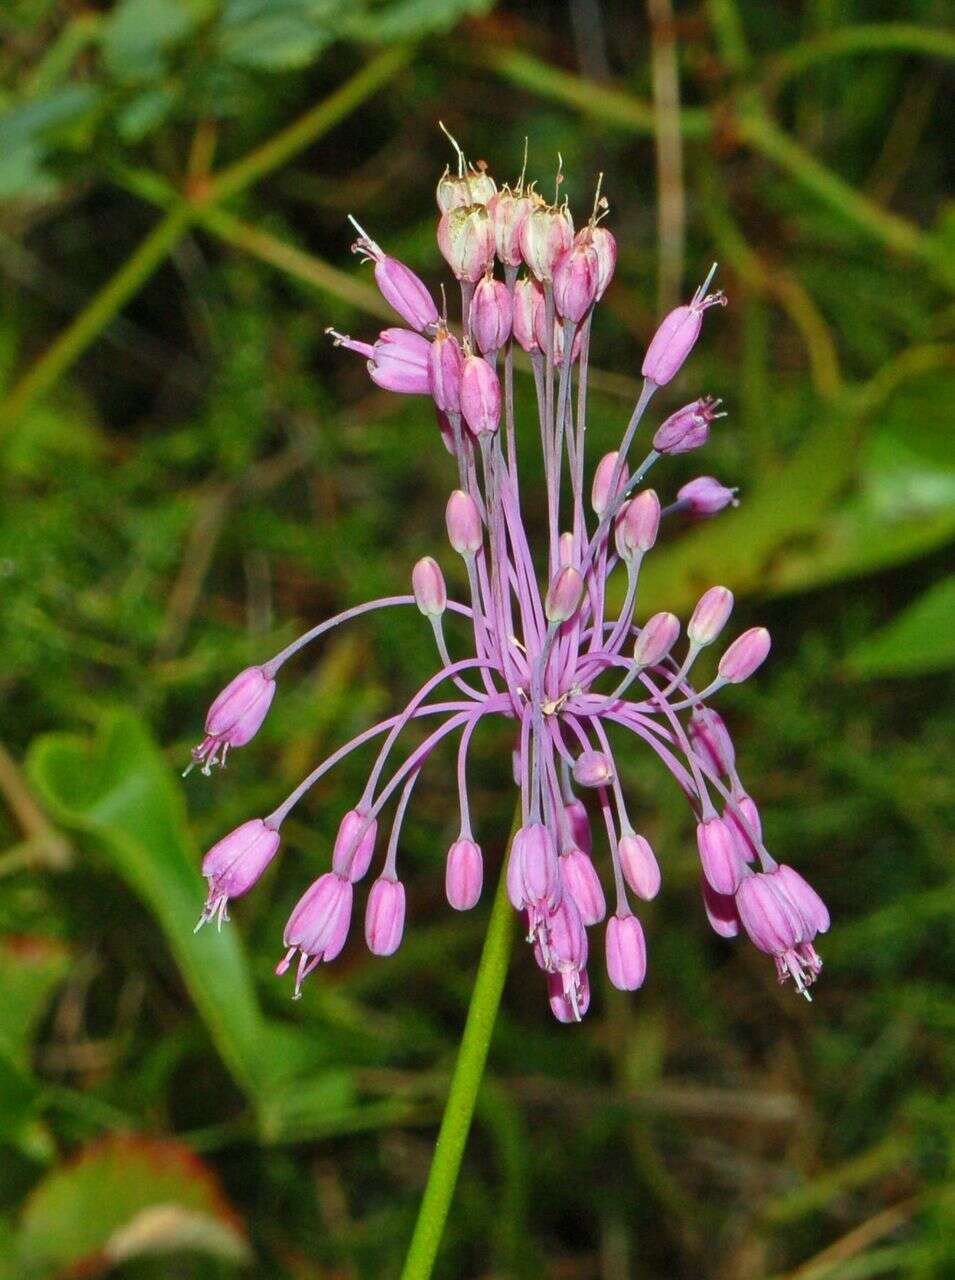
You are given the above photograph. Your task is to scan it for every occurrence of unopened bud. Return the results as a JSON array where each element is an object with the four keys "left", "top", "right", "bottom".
[
  {"left": 552, "top": 241, "right": 600, "bottom": 324},
  {"left": 588, "top": 224, "right": 617, "bottom": 299},
  {"left": 559, "top": 848, "right": 605, "bottom": 924},
  {"left": 642, "top": 268, "right": 727, "bottom": 386},
  {"left": 428, "top": 328, "right": 463, "bottom": 413},
  {"left": 512, "top": 276, "right": 544, "bottom": 353},
  {"left": 605, "top": 912, "right": 647, "bottom": 990},
  {"left": 365, "top": 876, "right": 406, "bottom": 956},
  {"left": 688, "top": 707, "right": 735, "bottom": 776},
  {"left": 618, "top": 833, "right": 661, "bottom": 900},
  {"left": 677, "top": 475, "right": 739, "bottom": 516},
  {"left": 445, "top": 489, "right": 482, "bottom": 557},
  {"left": 652, "top": 397, "right": 723, "bottom": 455},
  {"left": 572, "top": 749, "right": 613, "bottom": 788},
  {"left": 368, "top": 328, "right": 431, "bottom": 394},
  {"left": 488, "top": 188, "right": 535, "bottom": 266},
  {"left": 446, "top": 838, "right": 483, "bottom": 910},
  {"left": 519, "top": 202, "right": 574, "bottom": 282},
  {"left": 460, "top": 354, "right": 501, "bottom": 436},
  {"left": 351, "top": 227, "right": 438, "bottom": 333},
  {"left": 591, "top": 451, "right": 627, "bottom": 516},
  {"left": 687, "top": 586, "right": 733, "bottom": 647},
  {"left": 332, "top": 809, "right": 378, "bottom": 882},
  {"left": 718, "top": 627, "right": 771, "bottom": 683},
  {"left": 615, "top": 489, "right": 660, "bottom": 561},
  {"left": 470, "top": 273, "right": 513, "bottom": 354},
  {"left": 437, "top": 205, "right": 495, "bottom": 282},
  {"left": 545, "top": 565, "right": 584, "bottom": 623},
  {"left": 696, "top": 816, "right": 742, "bottom": 895},
  {"left": 412, "top": 556, "right": 447, "bottom": 618},
  {"left": 633, "top": 612, "right": 680, "bottom": 668}
]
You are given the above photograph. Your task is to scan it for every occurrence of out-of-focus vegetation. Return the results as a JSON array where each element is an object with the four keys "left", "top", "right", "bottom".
[{"left": 1, "top": 0, "right": 953, "bottom": 1276}]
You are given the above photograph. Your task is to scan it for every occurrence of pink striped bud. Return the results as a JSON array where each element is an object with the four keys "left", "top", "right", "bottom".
[
  {"left": 548, "top": 966, "right": 591, "bottom": 1022},
  {"left": 512, "top": 276, "right": 544, "bottom": 353},
  {"left": 591, "top": 451, "right": 627, "bottom": 516},
  {"left": 735, "top": 870, "right": 805, "bottom": 955},
  {"left": 719, "top": 627, "right": 771, "bottom": 683},
  {"left": 332, "top": 809, "right": 378, "bottom": 882},
  {"left": 588, "top": 224, "right": 617, "bottom": 299},
  {"left": 559, "top": 848, "right": 606, "bottom": 925},
  {"left": 446, "top": 838, "right": 483, "bottom": 911},
  {"left": 615, "top": 489, "right": 660, "bottom": 561},
  {"left": 438, "top": 205, "right": 495, "bottom": 282},
  {"left": 677, "top": 475, "right": 739, "bottom": 516},
  {"left": 689, "top": 707, "right": 735, "bottom": 776},
  {"left": 633, "top": 611, "right": 680, "bottom": 668},
  {"left": 488, "top": 188, "right": 535, "bottom": 266},
  {"left": 445, "top": 489, "right": 482, "bottom": 557},
  {"left": 564, "top": 799, "right": 592, "bottom": 856},
  {"left": 618, "top": 833, "right": 661, "bottom": 900},
  {"left": 701, "top": 876, "right": 740, "bottom": 938},
  {"left": 278, "top": 872, "right": 353, "bottom": 993},
  {"left": 470, "top": 273, "right": 513, "bottom": 354},
  {"left": 552, "top": 241, "right": 600, "bottom": 324},
  {"left": 412, "top": 556, "right": 447, "bottom": 618},
  {"left": 193, "top": 665, "right": 275, "bottom": 771},
  {"left": 697, "top": 816, "right": 743, "bottom": 895},
  {"left": 642, "top": 271, "right": 727, "bottom": 386},
  {"left": 460, "top": 354, "right": 501, "bottom": 436},
  {"left": 605, "top": 913, "right": 647, "bottom": 990},
  {"left": 571, "top": 749, "right": 613, "bottom": 788},
  {"left": 428, "top": 328, "right": 463, "bottom": 413},
  {"left": 200, "top": 818, "right": 281, "bottom": 926},
  {"left": 365, "top": 876, "right": 406, "bottom": 956},
  {"left": 652, "top": 396, "right": 723, "bottom": 455},
  {"left": 724, "top": 791, "right": 761, "bottom": 863},
  {"left": 507, "top": 823, "right": 560, "bottom": 911},
  {"left": 688, "top": 586, "right": 733, "bottom": 647},
  {"left": 519, "top": 202, "right": 574, "bottom": 282},
  {"left": 351, "top": 228, "right": 438, "bottom": 333},
  {"left": 348, "top": 327, "right": 430, "bottom": 394},
  {"left": 545, "top": 565, "right": 584, "bottom": 624},
  {"left": 776, "top": 865, "right": 830, "bottom": 936}
]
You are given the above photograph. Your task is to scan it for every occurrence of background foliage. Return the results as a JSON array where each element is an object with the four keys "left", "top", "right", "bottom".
[{"left": 1, "top": 0, "right": 953, "bottom": 1276}]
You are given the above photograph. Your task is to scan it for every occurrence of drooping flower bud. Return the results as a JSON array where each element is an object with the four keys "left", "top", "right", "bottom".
[
  {"left": 507, "top": 824, "right": 560, "bottom": 912},
  {"left": 193, "top": 666, "right": 276, "bottom": 772},
  {"left": 428, "top": 327, "right": 463, "bottom": 413},
  {"left": 460, "top": 354, "right": 501, "bottom": 437},
  {"left": 277, "top": 872, "right": 353, "bottom": 995},
  {"left": 536, "top": 898, "right": 588, "bottom": 999},
  {"left": 332, "top": 809, "right": 378, "bottom": 882},
  {"left": 735, "top": 870, "right": 805, "bottom": 955},
  {"left": 724, "top": 791, "right": 760, "bottom": 862},
  {"left": 677, "top": 475, "right": 739, "bottom": 516},
  {"left": 633, "top": 612, "right": 680, "bottom": 668},
  {"left": 652, "top": 397, "right": 723, "bottom": 455},
  {"left": 775, "top": 865, "right": 830, "bottom": 936},
  {"left": 437, "top": 205, "right": 495, "bottom": 283},
  {"left": 512, "top": 276, "right": 544, "bottom": 353},
  {"left": 618, "top": 833, "right": 661, "bottom": 900},
  {"left": 199, "top": 818, "right": 281, "bottom": 928},
  {"left": 412, "top": 556, "right": 447, "bottom": 618},
  {"left": 701, "top": 876, "right": 740, "bottom": 938},
  {"left": 519, "top": 202, "right": 574, "bottom": 282},
  {"left": 687, "top": 586, "right": 733, "bottom": 647},
  {"left": 571, "top": 749, "right": 613, "bottom": 788},
  {"left": 718, "top": 627, "right": 771, "bottom": 683},
  {"left": 488, "top": 187, "right": 536, "bottom": 266},
  {"left": 445, "top": 489, "right": 482, "bottom": 557},
  {"left": 552, "top": 240, "right": 600, "bottom": 324},
  {"left": 591, "top": 451, "right": 628, "bottom": 516},
  {"left": 559, "top": 848, "right": 606, "bottom": 925},
  {"left": 350, "top": 223, "right": 438, "bottom": 333},
  {"left": 605, "top": 912, "right": 647, "bottom": 990},
  {"left": 696, "top": 816, "right": 742, "bottom": 895},
  {"left": 470, "top": 272, "right": 513, "bottom": 354},
  {"left": 615, "top": 489, "right": 660, "bottom": 562},
  {"left": 446, "top": 838, "right": 483, "bottom": 910},
  {"left": 564, "top": 799, "right": 592, "bottom": 856},
  {"left": 365, "top": 876, "right": 406, "bottom": 956},
  {"left": 688, "top": 707, "right": 735, "bottom": 776},
  {"left": 545, "top": 565, "right": 584, "bottom": 624},
  {"left": 330, "top": 327, "right": 432, "bottom": 395},
  {"left": 642, "top": 268, "right": 727, "bottom": 386}
]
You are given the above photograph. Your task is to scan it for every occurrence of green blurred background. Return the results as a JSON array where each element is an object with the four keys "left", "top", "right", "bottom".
[{"left": 1, "top": 1, "right": 953, "bottom": 1276}]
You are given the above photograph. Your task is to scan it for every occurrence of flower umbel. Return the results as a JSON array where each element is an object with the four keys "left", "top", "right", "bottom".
[{"left": 189, "top": 141, "right": 828, "bottom": 1018}]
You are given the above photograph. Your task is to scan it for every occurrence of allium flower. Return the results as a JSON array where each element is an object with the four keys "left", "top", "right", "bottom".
[{"left": 189, "top": 142, "right": 828, "bottom": 1018}]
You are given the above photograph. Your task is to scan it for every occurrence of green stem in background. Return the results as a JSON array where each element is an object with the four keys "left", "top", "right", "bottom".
[
  {"left": 399, "top": 813, "right": 518, "bottom": 1280},
  {"left": 763, "top": 22, "right": 955, "bottom": 92}
]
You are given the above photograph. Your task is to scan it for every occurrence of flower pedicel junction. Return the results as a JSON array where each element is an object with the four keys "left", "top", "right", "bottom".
[{"left": 189, "top": 140, "right": 829, "bottom": 1022}]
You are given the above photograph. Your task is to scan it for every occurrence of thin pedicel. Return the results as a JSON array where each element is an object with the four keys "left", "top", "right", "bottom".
[{"left": 188, "top": 140, "right": 829, "bottom": 1017}]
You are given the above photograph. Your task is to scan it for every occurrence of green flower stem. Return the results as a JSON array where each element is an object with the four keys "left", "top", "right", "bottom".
[
  {"left": 399, "top": 812, "right": 518, "bottom": 1280},
  {"left": 763, "top": 22, "right": 955, "bottom": 91}
]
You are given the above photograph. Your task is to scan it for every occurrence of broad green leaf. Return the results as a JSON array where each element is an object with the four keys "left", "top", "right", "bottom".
[
  {"left": 101, "top": 0, "right": 205, "bottom": 82},
  {"left": 846, "top": 577, "right": 955, "bottom": 678},
  {"left": 17, "top": 1134, "right": 250, "bottom": 1275}
]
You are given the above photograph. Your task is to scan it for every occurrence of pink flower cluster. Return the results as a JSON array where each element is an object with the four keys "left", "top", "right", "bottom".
[{"left": 189, "top": 139, "right": 828, "bottom": 1018}]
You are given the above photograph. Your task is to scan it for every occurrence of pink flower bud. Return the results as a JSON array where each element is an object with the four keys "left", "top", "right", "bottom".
[
  {"left": 724, "top": 792, "right": 760, "bottom": 862},
  {"left": 564, "top": 799, "right": 592, "bottom": 856},
  {"left": 532, "top": 307, "right": 584, "bottom": 366},
  {"left": 279, "top": 872, "right": 353, "bottom": 989},
  {"left": 718, "top": 627, "right": 771, "bottom": 683},
  {"left": 688, "top": 707, "right": 735, "bottom": 776},
  {"left": 332, "top": 809, "right": 378, "bottom": 882},
  {"left": 545, "top": 565, "right": 584, "bottom": 624},
  {"left": 571, "top": 749, "right": 613, "bottom": 788},
  {"left": 200, "top": 818, "right": 281, "bottom": 926},
  {"left": 519, "top": 202, "right": 574, "bottom": 282},
  {"left": 507, "top": 823, "right": 559, "bottom": 911},
  {"left": 652, "top": 397, "right": 723, "bottom": 455},
  {"left": 687, "top": 585, "right": 734, "bottom": 647},
  {"left": 605, "top": 913, "right": 647, "bottom": 990},
  {"left": 587, "top": 224, "right": 617, "bottom": 299},
  {"left": 776, "top": 865, "right": 830, "bottom": 936},
  {"left": 512, "top": 277, "right": 544, "bottom": 353},
  {"left": 365, "top": 876, "right": 406, "bottom": 956},
  {"left": 591, "top": 451, "right": 628, "bottom": 516},
  {"left": 369, "top": 328, "right": 431, "bottom": 394},
  {"left": 470, "top": 272, "right": 513, "bottom": 354},
  {"left": 641, "top": 271, "right": 727, "bottom": 386},
  {"left": 428, "top": 328, "right": 463, "bottom": 413},
  {"left": 615, "top": 489, "right": 660, "bottom": 561},
  {"left": 735, "top": 870, "right": 805, "bottom": 955},
  {"left": 552, "top": 241, "right": 600, "bottom": 324},
  {"left": 559, "top": 848, "right": 606, "bottom": 925},
  {"left": 460, "top": 354, "right": 501, "bottom": 436},
  {"left": 351, "top": 228, "right": 438, "bottom": 333},
  {"left": 412, "top": 556, "right": 447, "bottom": 618},
  {"left": 446, "top": 838, "right": 483, "bottom": 910},
  {"left": 618, "top": 833, "right": 661, "bottom": 900},
  {"left": 633, "top": 611, "right": 680, "bottom": 668},
  {"left": 548, "top": 966, "right": 591, "bottom": 1022},
  {"left": 445, "top": 489, "right": 482, "bottom": 557},
  {"left": 193, "top": 665, "right": 275, "bottom": 771},
  {"left": 488, "top": 188, "right": 535, "bottom": 266},
  {"left": 677, "top": 475, "right": 739, "bottom": 516},
  {"left": 701, "top": 876, "right": 739, "bottom": 938},
  {"left": 696, "top": 816, "right": 743, "bottom": 895},
  {"left": 437, "top": 205, "right": 495, "bottom": 283},
  {"left": 538, "top": 898, "right": 588, "bottom": 990},
  {"left": 558, "top": 531, "right": 575, "bottom": 567}
]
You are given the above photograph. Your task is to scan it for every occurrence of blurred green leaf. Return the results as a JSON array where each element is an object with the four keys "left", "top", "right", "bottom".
[
  {"left": 0, "top": 938, "right": 69, "bottom": 1069},
  {"left": 101, "top": 0, "right": 206, "bottom": 83},
  {"left": 846, "top": 576, "right": 955, "bottom": 678}
]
